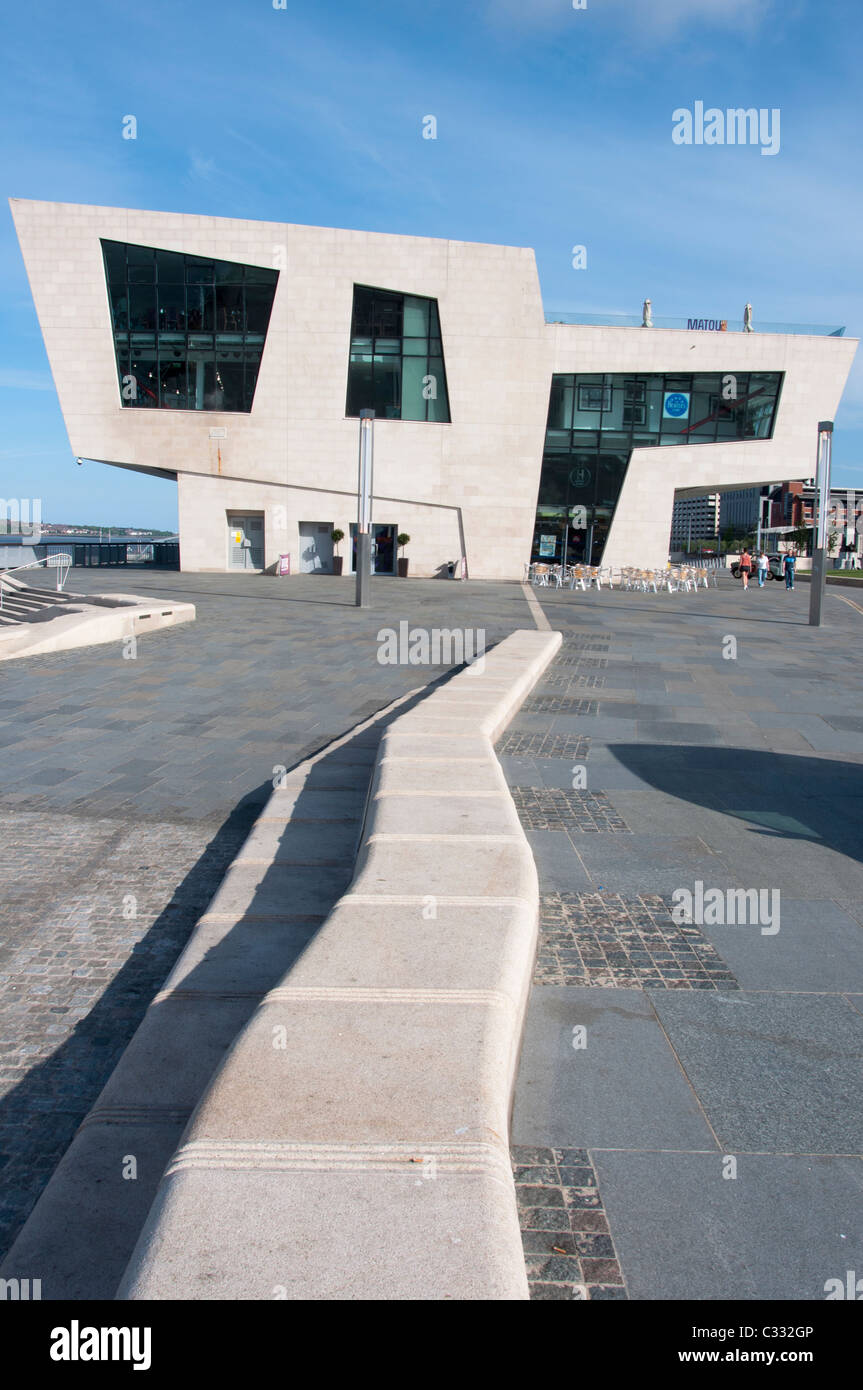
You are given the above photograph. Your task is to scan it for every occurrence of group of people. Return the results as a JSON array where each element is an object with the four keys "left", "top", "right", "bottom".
[{"left": 737, "top": 549, "right": 797, "bottom": 591}]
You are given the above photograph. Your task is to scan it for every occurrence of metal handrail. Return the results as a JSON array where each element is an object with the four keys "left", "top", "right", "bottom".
[
  {"left": 544, "top": 311, "right": 846, "bottom": 337},
  {"left": 0, "top": 553, "right": 72, "bottom": 610}
]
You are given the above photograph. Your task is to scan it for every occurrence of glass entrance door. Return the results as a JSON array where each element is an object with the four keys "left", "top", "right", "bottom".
[
  {"left": 373, "top": 524, "right": 395, "bottom": 574},
  {"left": 349, "top": 523, "right": 397, "bottom": 574}
]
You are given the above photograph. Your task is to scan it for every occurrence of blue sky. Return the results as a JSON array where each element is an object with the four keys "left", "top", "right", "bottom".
[{"left": 2, "top": 0, "right": 861, "bottom": 529}]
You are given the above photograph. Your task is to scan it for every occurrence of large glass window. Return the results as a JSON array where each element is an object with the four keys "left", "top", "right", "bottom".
[
  {"left": 534, "top": 370, "right": 783, "bottom": 565},
  {"left": 346, "top": 285, "right": 450, "bottom": 422},
  {"left": 102, "top": 240, "right": 278, "bottom": 412}
]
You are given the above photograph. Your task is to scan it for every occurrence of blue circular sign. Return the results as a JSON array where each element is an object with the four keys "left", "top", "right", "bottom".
[{"left": 664, "top": 392, "right": 689, "bottom": 418}]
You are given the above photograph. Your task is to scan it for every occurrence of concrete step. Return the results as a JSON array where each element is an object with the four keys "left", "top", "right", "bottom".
[
  {"left": 0, "top": 601, "right": 44, "bottom": 619},
  {"left": 0, "top": 586, "right": 65, "bottom": 606}
]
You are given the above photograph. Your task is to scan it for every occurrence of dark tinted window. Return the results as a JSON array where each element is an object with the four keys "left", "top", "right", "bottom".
[{"left": 102, "top": 240, "right": 278, "bottom": 412}]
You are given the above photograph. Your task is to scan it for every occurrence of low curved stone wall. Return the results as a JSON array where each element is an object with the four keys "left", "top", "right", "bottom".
[{"left": 117, "top": 627, "right": 561, "bottom": 1301}]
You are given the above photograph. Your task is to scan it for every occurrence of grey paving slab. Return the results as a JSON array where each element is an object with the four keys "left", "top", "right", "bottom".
[
  {"left": 558, "top": 717, "right": 640, "bottom": 741},
  {"left": 496, "top": 755, "right": 544, "bottom": 787},
  {"left": 635, "top": 721, "right": 723, "bottom": 745},
  {"left": 708, "top": 834, "right": 863, "bottom": 900},
  {"left": 603, "top": 789, "right": 742, "bottom": 838},
  {"left": 574, "top": 834, "right": 742, "bottom": 894},
  {"left": 523, "top": 830, "right": 591, "bottom": 889},
  {"left": 511, "top": 986, "right": 716, "bottom": 1151},
  {"left": 558, "top": 763, "right": 658, "bottom": 792},
  {"left": 836, "top": 902, "right": 863, "bottom": 927},
  {"left": 592, "top": 1151, "right": 863, "bottom": 1301},
  {"left": 647, "top": 990, "right": 863, "bottom": 1153},
  {"left": 699, "top": 900, "right": 863, "bottom": 992}
]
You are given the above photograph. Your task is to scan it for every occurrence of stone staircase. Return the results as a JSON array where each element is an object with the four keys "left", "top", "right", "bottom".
[
  {"left": 0, "top": 570, "right": 196, "bottom": 661},
  {"left": 0, "top": 571, "right": 78, "bottom": 626}
]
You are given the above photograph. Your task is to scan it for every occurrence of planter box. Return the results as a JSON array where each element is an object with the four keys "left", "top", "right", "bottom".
[
  {"left": 397, "top": 558, "right": 409, "bottom": 578},
  {"left": 332, "top": 557, "right": 344, "bottom": 576}
]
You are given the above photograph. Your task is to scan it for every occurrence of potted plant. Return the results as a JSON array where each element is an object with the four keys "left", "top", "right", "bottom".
[
  {"left": 397, "top": 533, "right": 410, "bottom": 578},
  {"left": 331, "top": 528, "right": 345, "bottom": 575}
]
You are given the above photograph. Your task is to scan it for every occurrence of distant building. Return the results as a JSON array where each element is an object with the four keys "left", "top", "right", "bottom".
[
  {"left": 719, "top": 487, "right": 765, "bottom": 534},
  {"left": 670, "top": 493, "right": 721, "bottom": 548}
]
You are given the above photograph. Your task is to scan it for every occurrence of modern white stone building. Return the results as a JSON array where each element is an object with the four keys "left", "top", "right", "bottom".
[{"left": 11, "top": 198, "right": 858, "bottom": 578}]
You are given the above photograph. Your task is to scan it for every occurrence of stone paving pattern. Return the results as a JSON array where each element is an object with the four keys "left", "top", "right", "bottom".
[
  {"left": 505, "top": 578, "right": 863, "bottom": 1300},
  {"left": 536, "top": 891, "right": 739, "bottom": 989},
  {"left": 512, "top": 1145, "right": 627, "bottom": 1299},
  {"left": 496, "top": 732, "right": 592, "bottom": 759},
  {"left": 511, "top": 789, "right": 630, "bottom": 833},
  {"left": 0, "top": 569, "right": 532, "bottom": 1262},
  {"left": 520, "top": 695, "right": 600, "bottom": 715}
]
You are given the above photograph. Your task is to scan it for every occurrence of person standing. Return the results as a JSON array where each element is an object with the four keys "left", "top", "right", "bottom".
[
  {"left": 783, "top": 552, "right": 797, "bottom": 591},
  {"left": 739, "top": 549, "right": 753, "bottom": 591},
  {"left": 757, "top": 550, "right": 769, "bottom": 587}
]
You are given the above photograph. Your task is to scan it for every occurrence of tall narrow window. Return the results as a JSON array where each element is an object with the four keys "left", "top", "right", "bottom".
[{"left": 346, "top": 284, "right": 450, "bottom": 422}]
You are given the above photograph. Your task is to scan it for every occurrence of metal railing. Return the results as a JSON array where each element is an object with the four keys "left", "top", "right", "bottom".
[
  {"left": 545, "top": 311, "right": 846, "bottom": 337},
  {"left": 0, "top": 553, "right": 72, "bottom": 610},
  {"left": 677, "top": 553, "right": 727, "bottom": 569}
]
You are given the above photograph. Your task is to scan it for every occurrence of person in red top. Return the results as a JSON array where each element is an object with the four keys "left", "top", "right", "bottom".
[{"left": 739, "top": 549, "right": 753, "bottom": 591}]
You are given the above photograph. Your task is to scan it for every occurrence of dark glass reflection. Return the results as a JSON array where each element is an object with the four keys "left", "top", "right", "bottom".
[
  {"left": 102, "top": 240, "right": 278, "bottom": 412},
  {"left": 533, "top": 371, "right": 784, "bottom": 564},
  {"left": 346, "top": 285, "right": 450, "bottom": 422}
]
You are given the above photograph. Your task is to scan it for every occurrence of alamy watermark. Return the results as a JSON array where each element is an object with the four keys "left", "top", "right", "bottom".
[
  {"left": 672, "top": 103, "right": 780, "bottom": 157},
  {"left": 377, "top": 621, "right": 486, "bottom": 673},
  {"left": 671, "top": 881, "right": 780, "bottom": 936},
  {"left": 824, "top": 1271, "right": 863, "bottom": 1300},
  {"left": 0, "top": 1277, "right": 41, "bottom": 1300},
  {"left": 0, "top": 497, "right": 42, "bottom": 542},
  {"left": 50, "top": 1323, "right": 151, "bottom": 1370}
]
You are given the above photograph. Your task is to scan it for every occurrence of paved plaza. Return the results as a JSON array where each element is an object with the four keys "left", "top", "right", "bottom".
[
  {"left": 1, "top": 566, "right": 861, "bottom": 1300},
  {"left": 504, "top": 577, "right": 863, "bottom": 1300},
  {"left": 0, "top": 569, "right": 529, "bottom": 1261}
]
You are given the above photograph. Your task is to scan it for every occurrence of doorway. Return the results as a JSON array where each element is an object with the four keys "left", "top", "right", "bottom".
[
  {"left": 349, "top": 523, "right": 397, "bottom": 575},
  {"left": 298, "top": 523, "right": 335, "bottom": 574},
  {"left": 227, "top": 512, "right": 264, "bottom": 570}
]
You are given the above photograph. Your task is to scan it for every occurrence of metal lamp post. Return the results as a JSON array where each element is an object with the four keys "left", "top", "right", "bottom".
[
  {"left": 355, "top": 409, "right": 374, "bottom": 608},
  {"left": 756, "top": 489, "right": 769, "bottom": 556},
  {"left": 808, "top": 420, "right": 833, "bottom": 627}
]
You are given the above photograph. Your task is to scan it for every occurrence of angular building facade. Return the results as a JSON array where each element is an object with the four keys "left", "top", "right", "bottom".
[{"left": 10, "top": 198, "right": 857, "bottom": 579}]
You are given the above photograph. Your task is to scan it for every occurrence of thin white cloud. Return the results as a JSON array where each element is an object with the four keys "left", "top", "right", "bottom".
[
  {"left": 0, "top": 368, "right": 54, "bottom": 391},
  {"left": 486, "top": 0, "right": 772, "bottom": 35},
  {"left": 188, "top": 151, "right": 218, "bottom": 182}
]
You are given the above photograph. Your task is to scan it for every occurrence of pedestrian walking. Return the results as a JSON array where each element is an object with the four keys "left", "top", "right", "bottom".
[
  {"left": 783, "top": 553, "right": 797, "bottom": 590},
  {"left": 757, "top": 550, "right": 769, "bottom": 587},
  {"left": 739, "top": 549, "right": 753, "bottom": 591}
]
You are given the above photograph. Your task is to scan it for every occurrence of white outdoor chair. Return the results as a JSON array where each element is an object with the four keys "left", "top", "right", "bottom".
[{"left": 568, "top": 566, "right": 587, "bottom": 591}]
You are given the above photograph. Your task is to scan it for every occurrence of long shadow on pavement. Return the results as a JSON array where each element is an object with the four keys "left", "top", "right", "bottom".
[
  {"left": 0, "top": 676, "right": 454, "bottom": 1297},
  {"left": 609, "top": 744, "right": 863, "bottom": 864}
]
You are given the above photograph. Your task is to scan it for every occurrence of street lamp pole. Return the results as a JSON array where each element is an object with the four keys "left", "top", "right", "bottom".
[
  {"left": 355, "top": 409, "right": 374, "bottom": 608},
  {"left": 809, "top": 420, "right": 833, "bottom": 627}
]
